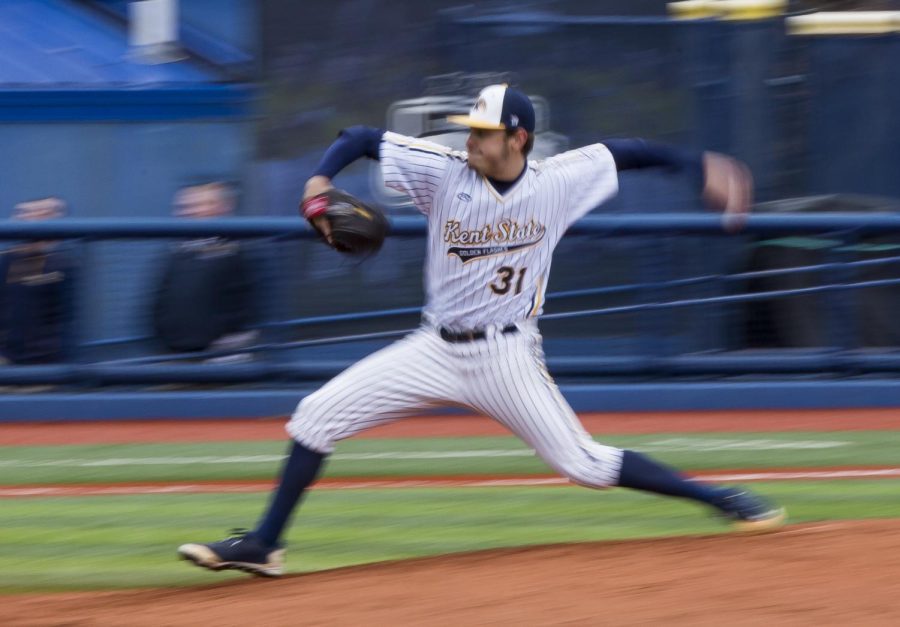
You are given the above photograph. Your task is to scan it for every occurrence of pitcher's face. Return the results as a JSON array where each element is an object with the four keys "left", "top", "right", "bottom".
[{"left": 465, "top": 128, "right": 517, "bottom": 178}]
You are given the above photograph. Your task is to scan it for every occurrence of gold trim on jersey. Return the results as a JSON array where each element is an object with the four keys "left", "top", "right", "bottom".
[
  {"left": 480, "top": 173, "right": 528, "bottom": 203},
  {"left": 383, "top": 132, "right": 466, "bottom": 159},
  {"left": 529, "top": 275, "right": 545, "bottom": 317}
]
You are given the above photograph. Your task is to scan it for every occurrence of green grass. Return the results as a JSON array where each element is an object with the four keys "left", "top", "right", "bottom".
[
  {"left": 2, "top": 429, "right": 898, "bottom": 594},
  {"left": 2, "top": 479, "right": 899, "bottom": 593},
  {"left": 1, "top": 431, "right": 898, "bottom": 485}
]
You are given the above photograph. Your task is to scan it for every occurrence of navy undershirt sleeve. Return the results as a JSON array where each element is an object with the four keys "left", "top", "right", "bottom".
[
  {"left": 604, "top": 138, "right": 704, "bottom": 184},
  {"left": 312, "top": 125, "right": 385, "bottom": 178}
]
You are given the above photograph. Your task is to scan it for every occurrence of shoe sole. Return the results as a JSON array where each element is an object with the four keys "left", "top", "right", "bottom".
[
  {"left": 731, "top": 507, "right": 786, "bottom": 533},
  {"left": 177, "top": 544, "right": 283, "bottom": 578}
]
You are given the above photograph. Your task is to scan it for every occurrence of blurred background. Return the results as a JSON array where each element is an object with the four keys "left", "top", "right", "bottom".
[{"left": 2, "top": 0, "right": 900, "bottom": 417}]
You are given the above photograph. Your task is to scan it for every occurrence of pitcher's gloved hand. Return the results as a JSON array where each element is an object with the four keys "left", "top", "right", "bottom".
[{"left": 301, "top": 189, "right": 389, "bottom": 255}]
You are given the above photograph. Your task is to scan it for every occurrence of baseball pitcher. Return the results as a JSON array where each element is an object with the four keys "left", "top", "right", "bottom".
[{"left": 179, "top": 84, "right": 783, "bottom": 577}]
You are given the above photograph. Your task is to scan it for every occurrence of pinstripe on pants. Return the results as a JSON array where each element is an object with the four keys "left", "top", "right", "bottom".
[{"left": 287, "top": 321, "right": 623, "bottom": 488}]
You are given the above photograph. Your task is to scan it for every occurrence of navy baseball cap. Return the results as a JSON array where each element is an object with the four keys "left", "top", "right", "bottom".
[{"left": 447, "top": 84, "right": 535, "bottom": 133}]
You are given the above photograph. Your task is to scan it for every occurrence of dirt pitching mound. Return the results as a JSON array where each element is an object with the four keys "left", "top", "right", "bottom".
[{"left": 6, "top": 520, "right": 900, "bottom": 626}]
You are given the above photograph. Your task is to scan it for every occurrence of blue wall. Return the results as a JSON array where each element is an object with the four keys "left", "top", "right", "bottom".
[{"left": 0, "top": 120, "right": 254, "bottom": 219}]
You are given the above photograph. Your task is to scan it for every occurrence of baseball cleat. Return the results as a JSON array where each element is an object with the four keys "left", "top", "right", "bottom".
[
  {"left": 178, "top": 529, "right": 284, "bottom": 577},
  {"left": 714, "top": 487, "right": 786, "bottom": 533}
]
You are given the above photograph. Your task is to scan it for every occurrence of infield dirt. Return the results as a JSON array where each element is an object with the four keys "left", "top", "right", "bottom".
[{"left": 5, "top": 519, "right": 900, "bottom": 626}]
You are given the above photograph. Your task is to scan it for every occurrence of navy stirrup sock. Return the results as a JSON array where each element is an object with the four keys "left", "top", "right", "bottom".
[
  {"left": 616, "top": 450, "right": 723, "bottom": 505},
  {"left": 254, "top": 441, "right": 325, "bottom": 548}
]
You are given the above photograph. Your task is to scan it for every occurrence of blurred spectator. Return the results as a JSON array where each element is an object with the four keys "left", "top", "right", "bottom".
[
  {"left": 0, "top": 197, "right": 76, "bottom": 365},
  {"left": 152, "top": 182, "right": 258, "bottom": 359}
]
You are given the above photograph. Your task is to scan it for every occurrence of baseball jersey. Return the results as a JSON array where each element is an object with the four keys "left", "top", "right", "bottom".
[{"left": 379, "top": 131, "right": 619, "bottom": 331}]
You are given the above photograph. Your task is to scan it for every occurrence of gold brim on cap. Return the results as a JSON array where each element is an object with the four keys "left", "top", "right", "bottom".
[{"left": 446, "top": 115, "right": 506, "bottom": 130}]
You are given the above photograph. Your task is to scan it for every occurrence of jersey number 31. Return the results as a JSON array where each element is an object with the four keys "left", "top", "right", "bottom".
[{"left": 490, "top": 266, "right": 526, "bottom": 295}]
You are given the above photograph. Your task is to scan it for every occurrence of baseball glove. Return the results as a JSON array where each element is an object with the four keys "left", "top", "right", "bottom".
[{"left": 301, "top": 189, "right": 389, "bottom": 255}]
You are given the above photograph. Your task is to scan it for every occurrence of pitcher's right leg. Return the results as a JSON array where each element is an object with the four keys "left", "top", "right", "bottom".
[
  {"left": 287, "top": 328, "right": 460, "bottom": 453},
  {"left": 179, "top": 328, "right": 461, "bottom": 576}
]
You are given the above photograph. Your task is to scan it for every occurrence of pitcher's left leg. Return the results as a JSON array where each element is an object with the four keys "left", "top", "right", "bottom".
[
  {"left": 463, "top": 328, "right": 622, "bottom": 488},
  {"left": 464, "top": 328, "right": 784, "bottom": 531}
]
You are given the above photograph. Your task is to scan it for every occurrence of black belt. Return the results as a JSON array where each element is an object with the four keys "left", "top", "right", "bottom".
[{"left": 439, "top": 324, "right": 518, "bottom": 343}]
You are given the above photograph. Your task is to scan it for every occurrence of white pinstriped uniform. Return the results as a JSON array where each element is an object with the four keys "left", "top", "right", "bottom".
[{"left": 288, "top": 132, "right": 625, "bottom": 488}]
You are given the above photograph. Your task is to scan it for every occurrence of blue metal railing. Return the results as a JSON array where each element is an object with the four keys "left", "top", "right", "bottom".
[
  {"left": 72, "top": 251, "right": 900, "bottom": 350},
  {"left": 2, "top": 213, "right": 900, "bottom": 383},
  {"left": 4, "top": 213, "right": 900, "bottom": 238}
]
